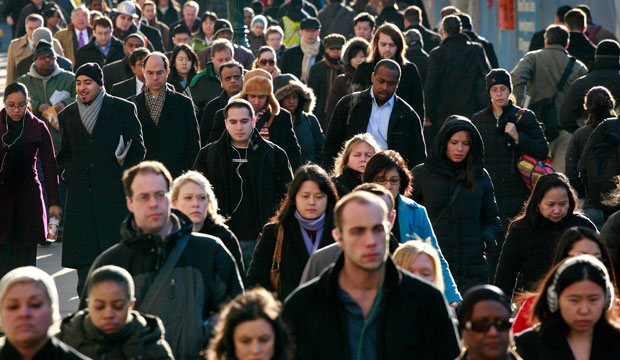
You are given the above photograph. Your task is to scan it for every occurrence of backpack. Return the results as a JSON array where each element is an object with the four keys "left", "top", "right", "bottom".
[{"left": 582, "top": 118, "right": 620, "bottom": 210}]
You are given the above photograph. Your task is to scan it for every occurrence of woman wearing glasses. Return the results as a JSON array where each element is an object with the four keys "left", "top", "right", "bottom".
[
  {"left": 252, "top": 46, "right": 281, "bottom": 79},
  {"left": 411, "top": 115, "right": 500, "bottom": 294},
  {"left": 0, "top": 82, "right": 60, "bottom": 279},
  {"left": 363, "top": 150, "right": 462, "bottom": 305}
]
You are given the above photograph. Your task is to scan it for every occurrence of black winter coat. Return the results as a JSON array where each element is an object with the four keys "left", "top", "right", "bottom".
[
  {"left": 200, "top": 90, "right": 229, "bottom": 146},
  {"left": 471, "top": 102, "right": 549, "bottom": 232},
  {"left": 404, "top": 47, "right": 429, "bottom": 85},
  {"left": 405, "top": 23, "right": 441, "bottom": 54},
  {"left": 73, "top": 37, "right": 125, "bottom": 71},
  {"left": 210, "top": 107, "right": 302, "bottom": 170},
  {"left": 331, "top": 167, "right": 362, "bottom": 198},
  {"left": 307, "top": 57, "right": 344, "bottom": 127},
  {"left": 282, "top": 255, "right": 461, "bottom": 360},
  {"left": 376, "top": 6, "right": 404, "bottom": 30},
  {"left": 199, "top": 219, "right": 245, "bottom": 274},
  {"left": 425, "top": 33, "right": 490, "bottom": 126},
  {"left": 494, "top": 213, "right": 595, "bottom": 297},
  {"left": 189, "top": 63, "right": 223, "bottom": 122},
  {"left": 559, "top": 56, "right": 620, "bottom": 133},
  {"left": 352, "top": 60, "right": 425, "bottom": 121},
  {"left": 57, "top": 94, "right": 146, "bottom": 267},
  {"left": 102, "top": 58, "right": 133, "bottom": 93},
  {"left": 193, "top": 130, "right": 293, "bottom": 240},
  {"left": 132, "top": 89, "right": 200, "bottom": 178},
  {"left": 565, "top": 125, "right": 594, "bottom": 197},
  {"left": 412, "top": 117, "right": 500, "bottom": 293},
  {"left": 322, "top": 88, "right": 426, "bottom": 171},
  {"left": 0, "top": 337, "right": 88, "bottom": 360},
  {"left": 110, "top": 76, "right": 138, "bottom": 99},
  {"left": 567, "top": 32, "right": 596, "bottom": 70},
  {"left": 317, "top": 2, "right": 355, "bottom": 38},
  {"left": 600, "top": 209, "right": 620, "bottom": 290},
  {"left": 280, "top": 44, "right": 325, "bottom": 81},
  {"left": 248, "top": 216, "right": 334, "bottom": 299},
  {"left": 463, "top": 30, "right": 499, "bottom": 69}
]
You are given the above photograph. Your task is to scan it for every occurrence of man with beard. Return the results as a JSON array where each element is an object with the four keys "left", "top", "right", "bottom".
[{"left": 57, "top": 62, "right": 146, "bottom": 297}]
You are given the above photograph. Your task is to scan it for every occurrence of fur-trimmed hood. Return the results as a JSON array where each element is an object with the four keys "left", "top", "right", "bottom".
[
  {"left": 231, "top": 69, "right": 280, "bottom": 116},
  {"left": 274, "top": 75, "right": 316, "bottom": 114}
]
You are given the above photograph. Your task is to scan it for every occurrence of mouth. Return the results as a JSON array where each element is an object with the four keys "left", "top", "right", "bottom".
[
  {"left": 148, "top": 213, "right": 163, "bottom": 220},
  {"left": 363, "top": 253, "right": 380, "bottom": 260},
  {"left": 190, "top": 211, "right": 202, "bottom": 216}
]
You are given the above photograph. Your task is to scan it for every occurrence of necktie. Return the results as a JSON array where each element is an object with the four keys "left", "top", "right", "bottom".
[
  {"left": 78, "top": 31, "right": 86, "bottom": 48},
  {"left": 141, "top": 84, "right": 146, "bottom": 93}
]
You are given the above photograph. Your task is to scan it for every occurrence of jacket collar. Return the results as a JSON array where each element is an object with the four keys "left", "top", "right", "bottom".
[
  {"left": 120, "top": 208, "right": 192, "bottom": 247},
  {"left": 441, "top": 32, "right": 470, "bottom": 45},
  {"left": 591, "top": 56, "right": 620, "bottom": 71}
]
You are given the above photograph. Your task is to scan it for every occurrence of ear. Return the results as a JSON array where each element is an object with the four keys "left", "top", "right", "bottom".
[
  {"left": 128, "top": 299, "right": 136, "bottom": 310},
  {"left": 332, "top": 228, "right": 343, "bottom": 247},
  {"left": 389, "top": 209, "right": 396, "bottom": 228},
  {"left": 126, "top": 196, "right": 134, "bottom": 213}
]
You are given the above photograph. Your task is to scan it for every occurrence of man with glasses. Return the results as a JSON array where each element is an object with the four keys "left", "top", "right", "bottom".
[{"left": 323, "top": 59, "right": 426, "bottom": 171}]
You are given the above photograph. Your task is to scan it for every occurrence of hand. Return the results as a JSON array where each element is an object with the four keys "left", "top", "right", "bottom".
[
  {"left": 49, "top": 205, "right": 62, "bottom": 220},
  {"left": 6, "top": 16, "right": 14, "bottom": 26},
  {"left": 504, "top": 122, "right": 519, "bottom": 142},
  {"left": 423, "top": 117, "right": 432, "bottom": 128},
  {"left": 38, "top": 103, "right": 51, "bottom": 113},
  {"left": 53, "top": 103, "right": 65, "bottom": 113},
  {"left": 449, "top": 302, "right": 460, "bottom": 308}
]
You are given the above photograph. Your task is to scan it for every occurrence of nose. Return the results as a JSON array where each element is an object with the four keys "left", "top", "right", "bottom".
[
  {"left": 486, "top": 324, "right": 500, "bottom": 335},
  {"left": 578, "top": 301, "right": 590, "bottom": 314}
]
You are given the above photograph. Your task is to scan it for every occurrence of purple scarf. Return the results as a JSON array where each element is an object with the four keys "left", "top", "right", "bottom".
[{"left": 294, "top": 210, "right": 326, "bottom": 255}]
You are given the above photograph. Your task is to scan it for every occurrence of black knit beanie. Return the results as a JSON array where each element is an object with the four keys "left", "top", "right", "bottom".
[
  {"left": 75, "top": 63, "right": 104, "bottom": 86},
  {"left": 457, "top": 285, "right": 511, "bottom": 327},
  {"left": 486, "top": 68, "right": 512, "bottom": 94}
]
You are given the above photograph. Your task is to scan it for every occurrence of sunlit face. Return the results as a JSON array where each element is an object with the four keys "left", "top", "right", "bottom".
[
  {"left": 174, "top": 50, "right": 193, "bottom": 76},
  {"left": 537, "top": 186, "right": 570, "bottom": 222},
  {"left": 569, "top": 239, "right": 603, "bottom": 261},
  {"left": 211, "top": 49, "right": 232, "bottom": 75},
  {"left": 126, "top": 171, "right": 171, "bottom": 235},
  {"left": 257, "top": 51, "right": 276, "bottom": 74},
  {"left": 116, "top": 13, "right": 133, "bottom": 32},
  {"left": 377, "top": 33, "right": 397, "bottom": 60},
  {"left": 144, "top": 55, "right": 168, "bottom": 92},
  {"left": 34, "top": 53, "right": 56, "bottom": 77},
  {"left": 89, "top": 0, "right": 102, "bottom": 12},
  {"left": 124, "top": 37, "right": 144, "bottom": 57},
  {"left": 247, "top": 94, "right": 268, "bottom": 112},
  {"left": 172, "top": 181, "right": 208, "bottom": 226},
  {"left": 182, "top": 5, "right": 197, "bottom": 25},
  {"left": 172, "top": 32, "right": 191, "bottom": 46},
  {"left": 220, "top": 66, "right": 242, "bottom": 95},
  {"left": 252, "top": 22, "right": 264, "bottom": 37},
  {"left": 131, "top": 57, "right": 146, "bottom": 82},
  {"left": 354, "top": 21, "right": 373, "bottom": 41},
  {"left": 233, "top": 319, "right": 275, "bottom": 360},
  {"left": 375, "top": 167, "right": 401, "bottom": 200},
  {"left": 295, "top": 180, "right": 328, "bottom": 220},
  {"left": 202, "top": 18, "right": 215, "bottom": 37},
  {"left": 490, "top": 84, "right": 510, "bottom": 109},
  {"left": 325, "top": 47, "right": 342, "bottom": 60},
  {"left": 559, "top": 280, "right": 606, "bottom": 334},
  {"left": 226, "top": 107, "right": 254, "bottom": 147},
  {"left": 445, "top": 130, "right": 471, "bottom": 163},
  {"left": 71, "top": 9, "right": 89, "bottom": 30},
  {"left": 371, "top": 65, "right": 399, "bottom": 104},
  {"left": 94, "top": 24, "right": 112, "bottom": 47},
  {"left": 243, "top": 10, "right": 253, "bottom": 26},
  {"left": 266, "top": 33, "right": 282, "bottom": 49},
  {"left": 407, "top": 253, "right": 435, "bottom": 283},
  {"left": 142, "top": 4, "right": 156, "bottom": 20},
  {"left": 25, "top": 19, "right": 42, "bottom": 40},
  {"left": 4, "top": 91, "right": 28, "bottom": 121},
  {"left": 350, "top": 50, "right": 366, "bottom": 69},
  {"left": 87, "top": 281, "right": 133, "bottom": 335},
  {"left": 282, "top": 92, "right": 299, "bottom": 114},
  {"left": 1, "top": 282, "right": 53, "bottom": 348},
  {"left": 76, "top": 75, "right": 102, "bottom": 104},
  {"left": 462, "top": 301, "right": 512, "bottom": 360},
  {"left": 346, "top": 141, "right": 375, "bottom": 173},
  {"left": 301, "top": 28, "right": 319, "bottom": 43}
]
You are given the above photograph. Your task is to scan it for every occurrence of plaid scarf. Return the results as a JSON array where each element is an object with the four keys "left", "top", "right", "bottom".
[{"left": 145, "top": 86, "right": 167, "bottom": 126}]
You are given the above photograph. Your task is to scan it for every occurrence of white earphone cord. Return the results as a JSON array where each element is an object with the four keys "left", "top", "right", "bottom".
[
  {"left": 0, "top": 111, "right": 25, "bottom": 174},
  {"left": 231, "top": 144, "right": 249, "bottom": 214}
]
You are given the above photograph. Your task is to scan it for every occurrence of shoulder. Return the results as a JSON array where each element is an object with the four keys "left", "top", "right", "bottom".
[
  {"left": 398, "top": 195, "right": 423, "bottom": 209},
  {"left": 394, "top": 95, "right": 415, "bottom": 113},
  {"left": 50, "top": 337, "right": 91, "bottom": 359},
  {"left": 108, "top": 94, "right": 137, "bottom": 110},
  {"left": 567, "top": 213, "right": 596, "bottom": 229}
]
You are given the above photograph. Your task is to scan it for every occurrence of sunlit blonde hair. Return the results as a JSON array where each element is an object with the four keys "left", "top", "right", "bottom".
[
  {"left": 171, "top": 171, "right": 226, "bottom": 226},
  {"left": 392, "top": 240, "right": 444, "bottom": 292},
  {"left": 331, "top": 133, "right": 381, "bottom": 177}
]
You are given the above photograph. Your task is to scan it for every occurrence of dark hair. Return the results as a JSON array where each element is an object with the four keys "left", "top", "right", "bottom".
[
  {"left": 507, "top": 172, "right": 577, "bottom": 233},
  {"left": 122, "top": 160, "right": 172, "bottom": 198},
  {"left": 438, "top": 115, "right": 480, "bottom": 191},
  {"left": 545, "top": 24, "right": 569, "bottom": 47},
  {"left": 353, "top": 12, "right": 375, "bottom": 28},
  {"left": 403, "top": 6, "right": 422, "bottom": 24},
  {"left": 457, "top": 13, "right": 473, "bottom": 30},
  {"left": 87, "top": 265, "right": 135, "bottom": 300},
  {"left": 207, "top": 288, "right": 291, "bottom": 360},
  {"left": 202, "top": 10, "right": 217, "bottom": 23},
  {"left": 271, "top": 164, "right": 338, "bottom": 223},
  {"left": 250, "top": 0, "right": 263, "bottom": 15},
  {"left": 43, "top": 6, "right": 59, "bottom": 19},
  {"left": 352, "top": 182, "right": 395, "bottom": 211},
  {"left": 575, "top": 4, "right": 593, "bottom": 22},
  {"left": 363, "top": 150, "right": 413, "bottom": 196},
  {"left": 374, "top": 58, "right": 401, "bottom": 79},
  {"left": 142, "top": 51, "right": 170, "bottom": 70},
  {"left": 169, "top": 43, "right": 198, "bottom": 80},
  {"left": 584, "top": 86, "right": 617, "bottom": 128},
  {"left": 129, "top": 47, "right": 150, "bottom": 67},
  {"left": 441, "top": 15, "right": 461, "bottom": 36},
  {"left": 4, "top": 82, "right": 29, "bottom": 100},
  {"left": 218, "top": 60, "right": 243, "bottom": 77},
  {"left": 552, "top": 227, "right": 617, "bottom": 286},
  {"left": 171, "top": 23, "right": 192, "bottom": 38},
  {"left": 368, "top": 23, "right": 407, "bottom": 64},
  {"left": 224, "top": 98, "right": 254, "bottom": 119},
  {"left": 564, "top": 8, "right": 587, "bottom": 32},
  {"left": 93, "top": 16, "right": 113, "bottom": 30},
  {"left": 557, "top": 5, "right": 574, "bottom": 22}
]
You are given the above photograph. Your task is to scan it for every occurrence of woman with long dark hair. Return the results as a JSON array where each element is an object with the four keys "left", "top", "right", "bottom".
[
  {"left": 412, "top": 115, "right": 500, "bottom": 293},
  {"left": 189, "top": 11, "right": 217, "bottom": 52},
  {"left": 515, "top": 255, "right": 620, "bottom": 359},
  {"left": 0, "top": 82, "right": 60, "bottom": 279},
  {"left": 495, "top": 173, "right": 596, "bottom": 299},
  {"left": 248, "top": 165, "right": 338, "bottom": 299},
  {"left": 167, "top": 43, "right": 199, "bottom": 94}
]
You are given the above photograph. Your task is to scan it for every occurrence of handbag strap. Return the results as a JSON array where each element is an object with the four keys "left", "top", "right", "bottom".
[
  {"left": 554, "top": 57, "right": 576, "bottom": 97},
  {"left": 433, "top": 182, "right": 463, "bottom": 224},
  {"left": 271, "top": 225, "right": 284, "bottom": 270}
]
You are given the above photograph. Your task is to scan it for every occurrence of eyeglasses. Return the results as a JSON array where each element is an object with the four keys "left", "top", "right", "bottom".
[
  {"left": 259, "top": 59, "right": 275, "bottom": 66},
  {"left": 4, "top": 103, "right": 28, "bottom": 111},
  {"left": 375, "top": 177, "right": 400, "bottom": 185},
  {"left": 464, "top": 318, "right": 513, "bottom": 332}
]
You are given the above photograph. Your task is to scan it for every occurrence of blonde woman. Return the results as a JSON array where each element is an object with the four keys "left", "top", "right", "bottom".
[
  {"left": 171, "top": 171, "right": 244, "bottom": 273},
  {"left": 393, "top": 240, "right": 445, "bottom": 292},
  {"left": 330, "top": 133, "right": 381, "bottom": 197}
]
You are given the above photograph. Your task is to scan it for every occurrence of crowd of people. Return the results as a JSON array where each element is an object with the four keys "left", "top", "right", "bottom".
[{"left": 1, "top": 0, "right": 620, "bottom": 359}]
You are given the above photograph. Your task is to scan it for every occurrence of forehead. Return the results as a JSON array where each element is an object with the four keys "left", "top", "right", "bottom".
[
  {"left": 76, "top": 75, "right": 95, "bottom": 82},
  {"left": 174, "top": 32, "right": 190, "bottom": 38},
  {"left": 72, "top": 9, "right": 87, "bottom": 17},
  {"left": 221, "top": 66, "right": 241, "bottom": 76},
  {"left": 144, "top": 55, "right": 165, "bottom": 69},
  {"left": 356, "top": 21, "right": 371, "bottom": 27},
  {"left": 95, "top": 24, "right": 110, "bottom": 31},
  {"left": 340, "top": 200, "right": 384, "bottom": 228},
  {"left": 227, "top": 106, "right": 251, "bottom": 119},
  {"left": 126, "top": 38, "right": 143, "bottom": 47},
  {"left": 470, "top": 300, "right": 510, "bottom": 319},
  {"left": 131, "top": 171, "right": 168, "bottom": 193},
  {"left": 374, "top": 66, "right": 399, "bottom": 80},
  {"left": 378, "top": 33, "right": 395, "bottom": 43}
]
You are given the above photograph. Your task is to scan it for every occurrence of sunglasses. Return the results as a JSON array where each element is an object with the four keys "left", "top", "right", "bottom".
[
  {"left": 464, "top": 318, "right": 513, "bottom": 332},
  {"left": 259, "top": 59, "right": 275, "bottom": 66}
]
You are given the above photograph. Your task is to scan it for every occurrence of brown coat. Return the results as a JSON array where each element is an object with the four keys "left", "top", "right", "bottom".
[{"left": 54, "top": 24, "right": 92, "bottom": 64}]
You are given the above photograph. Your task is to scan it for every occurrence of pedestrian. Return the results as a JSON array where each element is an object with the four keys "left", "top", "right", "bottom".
[
  {"left": 190, "top": 39, "right": 231, "bottom": 120},
  {"left": 87, "top": 161, "right": 244, "bottom": 360},
  {"left": 274, "top": 74, "right": 325, "bottom": 165},
  {"left": 308, "top": 33, "right": 345, "bottom": 127},
  {"left": 171, "top": 170, "right": 244, "bottom": 274},
  {"left": 375, "top": 0, "right": 404, "bottom": 30},
  {"left": 53, "top": 6, "right": 92, "bottom": 65},
  {"left": 142, "top": 1, "right": 170, "bottom": 52},
  {"left": 196, "top": 19, "right": 255, "bottom": 71},
  {"left": 363, "top": 150, "right": 461, "bottom": 305},
  {"left": 0, "top": 266, "right": 88, "bottom": 359},
  {"left": 403, "top": 5, "right": 440, "bottom": 54},
  {"left": 265, "top": 25, "right": 286, "bottom": 64},
  {"left": 352, "top": 12, "right": 375, "bottom": 42},
  {"left": 317, "top": 0, "right": 355, "bottom": 39},
  {"left": 458, "top": 12, "right": 499, "bottom": 69},
  {"left": 102, "top": 34, "right": 145, "bottom": 92},
  {"left": 7, "top": 14, "right": 45, "bottom": 84},
  {"left": 167, "top": 43, "right": 199, "bottom": 94},
  {"left": 189, "top": 11, "right": 217, "bottom": 52},
  {"left": 206, "top": 288, "right": 292, "bottom": 360},
  {"left": 403, "top": 29, "right": 428, "bottom": 85},
  {"left": 494, "top": 173, "right": 596, "bottom": 299},
  {"left": 248, "top": 15, "right": 267, "bottom": 56},
  {"left": 456, "top": 285, "right": 523, "bottom": 360},
  {"left": 248, "top": 165, "right": 338, "bottom": 299},
  {"left": 330, "top": 133, "right": 380, "bottom": 197},
  {"left": 74, "top": 17, "right": 124, "bottom": 71},
  {"left": 252, "top": 46, "right": 281, "bottom": 79},
  {"left": 412, "top": 115, "right": 500, "bottom": 293},
  {"left": 15, "top": 27, "right": 72, "bottom": 79},
  {"left": 57, "top": 265, "right": 174, "bottom": 359},
  {"left": 281, "top": 17, "right": 324, "bottom": 83},
  {"left": 278, "top": 0, "right": 311, "bottom": 49},
  {"left": 392, "top": 240, "right": 444, "bottom": 291},
  {"left": 515, "top": 255, "right": 620, "bottom": 359},
  {"left": 0, "top": 82, "right": 60, "bottom": 279},
  {"left": 132, "top": 52, "right": 200, "bottom": 178},
  {"left": 57, "top": 62, "right": 146, "bottom": 296},
  {"left": 110, "top": 47, "right": 150, "bottom": 99},
  {"left": 564, "top": 8, "right": 596, "bottom": 70},
  {"left": 282, "top": 191, "right": 461, "bottom": 359}
]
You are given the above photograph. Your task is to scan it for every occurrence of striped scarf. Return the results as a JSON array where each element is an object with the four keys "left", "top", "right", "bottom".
[{"left": 76, "top": 89, "right": 105, "bottom": 135}]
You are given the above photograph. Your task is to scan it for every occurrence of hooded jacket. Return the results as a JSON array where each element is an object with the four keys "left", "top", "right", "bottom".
[
  {"left": 57, "top": 309, "right": 174, "bottom": 360},
  {"left": 412, "top": 117, "right": 500, "bottom": 293}
]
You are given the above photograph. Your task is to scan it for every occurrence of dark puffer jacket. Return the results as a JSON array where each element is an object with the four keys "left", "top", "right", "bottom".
[
  {"left": 412, "top": 117, "right": 500, "bottom": 293},
  {"left": 57, "top": 310, "right": 174, "bottom": 360},
  {"left": 331, "top": 167, "right": 362, "bottom": 198},
  {"left": 494, "top": 213, "right": 595, "bottom": 297}
]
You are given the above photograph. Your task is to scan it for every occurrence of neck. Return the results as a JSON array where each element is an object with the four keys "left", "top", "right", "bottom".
[
  {"left": 13, "top": 337, "right": 49, "bottom": 360},
  {"left": 492, "top": 102, "right": 503, "bottom": 115},
  {"left": 179, "top": 73, "right": 188, "bottom": 80},
  {"left": 192, "top": 220, "right": 204, "bottom": 232},
  {"left": 149, "top": 87, "right": 162, "bottom": 97},
  {"left": 157, "top": 219, "right": 171, "bottom": 241},
  {"left": 340, "top": 259, "right": 385, "bottom": 291},
  {"left": 232, "top": 138, "right": 249, "bottom": 148}
]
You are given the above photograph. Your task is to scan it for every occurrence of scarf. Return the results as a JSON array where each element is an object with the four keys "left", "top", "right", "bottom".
[
  {"left": 300, "top": 38, "right": 320, "bottom": 83},
  {"left": 323, "top": 55, "right": 344, "bottom": 94},
  {"left": 76, "top": 88, "right": 105, "bottom": 134},
  {"left": 294, "top": 210, "right": 326, "bottom": 255}
]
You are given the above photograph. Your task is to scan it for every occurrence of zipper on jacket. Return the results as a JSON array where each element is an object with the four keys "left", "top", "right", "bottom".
[{"left": 169, "top": 278, "right": 175, "bottom": 299}]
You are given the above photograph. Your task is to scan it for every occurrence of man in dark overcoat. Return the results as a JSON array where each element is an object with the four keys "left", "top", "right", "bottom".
[{"left": 57, "top": 62, "right": 146, "bottom": 296}]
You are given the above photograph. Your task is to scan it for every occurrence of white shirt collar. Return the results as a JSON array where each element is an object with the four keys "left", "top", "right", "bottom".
[{"left": 136, "top": 78, "right": 145, "bottom": 94}]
